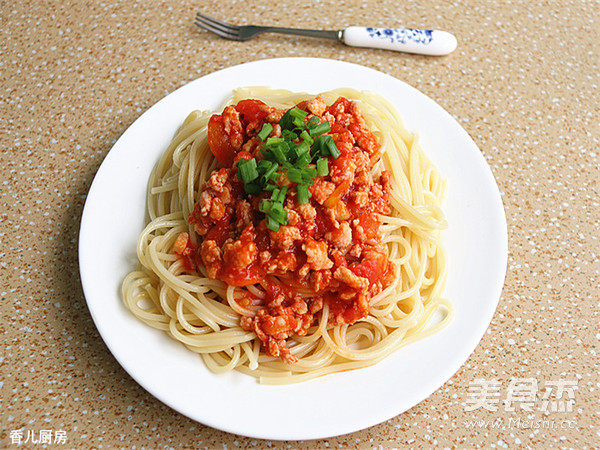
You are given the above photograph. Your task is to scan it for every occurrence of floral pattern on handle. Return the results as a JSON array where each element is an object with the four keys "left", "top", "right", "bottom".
[{"left": 366, "top": 27, "right": 434, "bottom": 45}]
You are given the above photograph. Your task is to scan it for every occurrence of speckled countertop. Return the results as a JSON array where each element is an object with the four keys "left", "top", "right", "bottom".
[{"left": 1, "top": 0, "right": 599, "bottom": 448}]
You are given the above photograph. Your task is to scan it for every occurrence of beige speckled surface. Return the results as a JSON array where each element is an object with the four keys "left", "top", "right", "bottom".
[{"left": 1, "top": 0, "right": 599, "bottom": 448}]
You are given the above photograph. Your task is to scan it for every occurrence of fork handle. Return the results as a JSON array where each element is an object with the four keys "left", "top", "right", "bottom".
[{"left": 342, "top": 26, "right": 457, "bottom": 56}]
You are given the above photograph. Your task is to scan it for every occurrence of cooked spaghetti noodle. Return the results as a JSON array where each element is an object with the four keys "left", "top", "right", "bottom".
[{"left": 122, "top": 87, "right": 452, "bottom": 384}]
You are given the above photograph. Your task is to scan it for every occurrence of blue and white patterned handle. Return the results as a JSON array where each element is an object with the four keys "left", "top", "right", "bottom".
[{"left": 342, "top": 27, "right": 457, "bottom": 56}]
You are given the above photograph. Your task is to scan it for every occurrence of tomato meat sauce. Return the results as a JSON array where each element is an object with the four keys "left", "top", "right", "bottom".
[{"left": 175, "top": 96, "right": 395, "bottom": 363}]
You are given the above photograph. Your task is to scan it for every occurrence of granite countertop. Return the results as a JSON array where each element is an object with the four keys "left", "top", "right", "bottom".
[{"left": 1, "top": 1, "right": 598, "bottom": 448}]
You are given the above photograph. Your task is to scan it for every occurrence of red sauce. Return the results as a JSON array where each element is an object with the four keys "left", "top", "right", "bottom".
[{"left": 174, "top": 96, "right": 395, "bottom": 363}]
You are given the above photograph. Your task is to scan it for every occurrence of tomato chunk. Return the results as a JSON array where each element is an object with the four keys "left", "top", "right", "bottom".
[
  {"left": 220, "top": 261, "right": 265, "bottom": 287},
  {"left": 235, "top": 99, "right": 269, "bottom": 125},
  {"left": 350, "top": 253, "right": 387, "bottom": 284},
  {"left": 207, "top": 114, "right": 236, "bottom": 166}
]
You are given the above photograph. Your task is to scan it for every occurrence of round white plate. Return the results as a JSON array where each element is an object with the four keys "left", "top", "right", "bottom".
[{"left": 79, "top": 57, "right": 507, "bottom": 440}]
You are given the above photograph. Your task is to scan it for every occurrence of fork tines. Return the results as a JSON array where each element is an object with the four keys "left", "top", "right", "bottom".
[{"left": 194, "top": 13, "right": 242, "bottom": 41}]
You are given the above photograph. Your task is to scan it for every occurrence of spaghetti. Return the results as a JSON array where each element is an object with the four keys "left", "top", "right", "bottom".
[{"left": 122, "top": 88, "right": 452, "bottom": 384}]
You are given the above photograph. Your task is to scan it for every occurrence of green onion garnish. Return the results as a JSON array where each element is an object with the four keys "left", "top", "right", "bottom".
[
  {"left": 265, "top": 137, "right": 285, "bottom": 147},
  {"left": 294, "top": 141, "right": 310, "bottom": 158},
  {"left": 235, "top": 104, "right": 341, "bottom": 225},
  {"left": 269, "top": 201, "right": 288, "bottom": 223},
  {"left": 301, "top": 167, "right": 317, "bottom": 184},
  {"left": 317, "top": 157, "right": 329, "bottom": 176},
  {"left": 271, "top": 188, "right": 281, "bottom": 201},
  {"left": 309, "top": 121, "right": 331, "bottom": 136},
  {"left": 326, "top": 139, "right": 341, "bottom": 159},
  {"left": 258, "top": 159, "right": 273, "bottom": 170},
  {"left": 270, "top": 145, "right": 288, "bottom": 164},
  {"left": 257, "top": 122, "right": 273, "bottom": 141},
  {"left": 266, "top": 216, "right": 280, "bottom": 231},
  {"left": 294, "top": 152, "right": 311, "bottom": 169},
  {"left": 278, "top": 186, "right": 288, "bottom": 204},
  {"left": 300, "top": 129, "right": 314, "bottom": 145},
  {"left": 289, "top": 107, "right": 308, "bottom": 121},
  {"left": 237, "top": 158, "right": 259, "bottom": 183},
  {"left": 259, "top": 198, "right": 272, "bottom": 213},
  {"left": 286, "top": 167, "right": 303, "bottom": 184},
  {"left": 296, "top": 184, "right": 311, "bottom": 205},
  {"left": 282, "top": 129, "right": 298, "bottom": 141},
  {"left": 244, "top": 183, "right": 261, "bottom": 194},
  {"left": 312, "top": 136, "right": 323, "bottom": 156},
  {"left": 314, "top": 135, "right": 340, "bottom": 158},
  {"left": 279, "top": 107, "right": 307, "bottom": 130},
  {"left": 307, "top": 116, "right": 320, "bottom": 129}
]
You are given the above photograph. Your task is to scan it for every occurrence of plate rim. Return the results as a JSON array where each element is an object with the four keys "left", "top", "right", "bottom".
[{"left": 79, "top": 57, "right": 508, "bottom": 440}]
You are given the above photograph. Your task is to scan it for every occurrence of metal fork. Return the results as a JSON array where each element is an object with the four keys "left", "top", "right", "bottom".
[
  {"left": 194, "top": 13, "right": 340, "bottom": 42},
  {"left": 194, "top": 13, "right": 457, "bottom": 56}
]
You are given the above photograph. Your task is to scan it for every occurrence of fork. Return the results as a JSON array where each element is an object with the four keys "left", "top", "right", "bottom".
[{"left": 194, "top": 13, "right": 457, "bottom": 56}]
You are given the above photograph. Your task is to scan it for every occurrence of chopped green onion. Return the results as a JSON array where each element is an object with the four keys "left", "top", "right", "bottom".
[
  {"left": 277, "top": 186, "right": 288, "bottom": 203},
  {"left": 266, "top": 216, "right": 280, "bottom": 231},
  {"left": 237, "top": 158, "right": 259, "bottom": 183},
  {"left": 301, "top": 167, "right": 317, "bottom": 184},
  {"left": 294, "top": 152, "right": 311, "bottom": 169},
  {"left": 282, "top": 129, "right": 298, "bottom": 141},
  {"left": 269, "top": 145, "right": 288, "bottom": 164},
  {"left": 309, "top": 121, "right": 331, "bottom": 136},
  {"left": 284, "top": 141, "right": 296, "bottom": 161},
  {"left": 235, "top": 107, "right": 337, "bottom": 218},
  {"left": 279, "top": 110, "right": 294, "bottom": 129},
  {"left": 316, "top": 157, "right": 329, "bottom": 176},
  {"left": 265, "top": 137, "right": 285, "bottom": 147},
  {"left": 307, "top": 116, "right": 320, "bottom": 129},
  {"left": 294, "top": 141, "right": 310, "bottom": 158},
  {"left": 326, "top": 138, "right": 341, "bottom": 159},
  {"left": 257, "top": 159, "right": 273, "bottom": 171},
  {"left": 286, "top": 168, "right": 303, "bottom": 184},
  {"left": 288, "top": 107, "right": 308, "bottom": 128},
  {"left": 258, "top": 161, "right": 271, "bottom": 179},
  {"left": 292, "top": 116, "right": 305, "bottom": 128},
  {"left": 312, "top": 135, "right": 326, "bottom": 155},
  {"left": 269, "top": 202, "right": 288, "bottom": 224},
  {"left": 259, "top": 161, "right": 275, "bottom": 182},
  {"left": 300, "top": 129, "right": 314, "bottom": 145},
  {"left": 257, "top": 123, "right": 273, "bottom": 141},
  {"left": 244, "top": 183, "right": 261, "bottom": 194},
  {"left": 296, "top": 184, "right": 311, "bottom": 204},
  {"left": 314, "top": 135, "right": 340, "bottom": 158},
  {"left": 289, "top": 107, "right": 308, "bottom": 121},
  {"left": 259, "top": 198, "right": 272, "bottom": 213}
]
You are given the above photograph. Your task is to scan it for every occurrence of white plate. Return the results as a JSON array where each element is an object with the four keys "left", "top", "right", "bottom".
[{"left": 79, "top": 58, "right": 507, "bottom": 440}]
